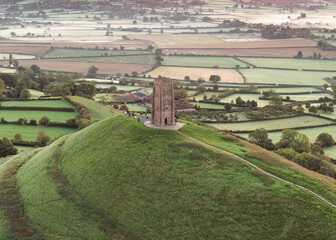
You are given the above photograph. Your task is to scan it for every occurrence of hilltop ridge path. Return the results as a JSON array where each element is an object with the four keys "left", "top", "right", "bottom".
[{"left": 175, "top": 130, "right": 336, "bottom": 210}]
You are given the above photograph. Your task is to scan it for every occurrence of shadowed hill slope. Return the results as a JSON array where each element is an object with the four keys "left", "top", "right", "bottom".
[{"left": 0, "top": 115, "right": 335, "bottom": 239}]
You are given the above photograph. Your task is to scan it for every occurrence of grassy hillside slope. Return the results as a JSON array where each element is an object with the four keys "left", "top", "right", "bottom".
[
  {"left": 0, "top": 116, "right": 335, "bottom": 239},
  {"left": 68, "top": 96, "right": 120, "bottom": 121}
]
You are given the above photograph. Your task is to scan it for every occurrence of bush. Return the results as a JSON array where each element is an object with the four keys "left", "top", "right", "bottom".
[
  {"left": 36, "top": 131, "right": 51, "bottom": 146},
  {"left": 0, "top": 137, "right": 17, "bottom": 157},
  {"left": 13, "top": 134, "right": 22, "bottom": 142},
  {"left": 39, "top": 116, "right": 50, "bottom": 126},
  {"left": 66, "top": 118, "right": 77, "bottom": 128},
  {"left": 76, "top": 118, "right": 92, "bottom": 130},
  {"left": 316, "top": 133, "right": 335, "bottom": 147},
  {"left": 276, "top": 148, "right": 299, "bottom": 161},
  {"left": 17, "top": 118, "right": 27, "bottom": 125},
  {"left": 29, "top": 119, "right": 37, "bottom": 125}
]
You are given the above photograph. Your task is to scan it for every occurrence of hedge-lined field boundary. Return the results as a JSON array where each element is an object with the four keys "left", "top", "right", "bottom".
[{"left": 0, "top": 106, "right": 75, "bottom": 112}]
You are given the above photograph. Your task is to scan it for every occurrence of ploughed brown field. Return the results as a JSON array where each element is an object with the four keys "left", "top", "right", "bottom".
[
  {"left": 0, "top": 59, "right": 154, "bottom": 74},
  {"left": 163, "top": 47, "right": 336, "bottom": 58}
]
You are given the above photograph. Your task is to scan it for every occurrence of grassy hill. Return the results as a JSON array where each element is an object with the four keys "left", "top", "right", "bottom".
[
  {"left": 0, "top": 115, "right": 335, "bottom": 239},
  {"left": 68, "top": 96, "right": 121, "bottom": 121}
]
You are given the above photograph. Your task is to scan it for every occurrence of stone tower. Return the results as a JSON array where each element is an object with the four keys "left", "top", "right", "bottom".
[{"left": 151, "top": 77, "right": 176, "bottom": 126}]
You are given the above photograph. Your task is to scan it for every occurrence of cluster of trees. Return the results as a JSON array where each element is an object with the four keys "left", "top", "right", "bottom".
[
  {"left": 0, "top": 137, "right": 17, "bottom": 157},
  {"left": 249, "top": 129, "right": 336, "bottom": 178},
  {"left": 0, "top": 64, "right": 97, "bottom": 100},
  {"left": 261, "top": 25, "right": 311, "bottom": 39}
]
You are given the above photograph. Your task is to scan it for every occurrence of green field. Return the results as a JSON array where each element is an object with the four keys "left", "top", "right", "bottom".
[
  {"left": 0, "top": 68, "right": 16, "bottom": 74},
  {"left": 239, "top": 57, "right": 336, "bottom": 71},
  {"left": 220, "top": 93, "right": 286, "bottom": 107},
  {"left": 44, "top": 48, "right": 152, "bottom": 58},
  {"left": 68, "top": 96, "right": 117, "bottom": 121},
  {"left": 52, "top": 55, "right": 156, "bottom": 65},
  {"left": 240, "top": 68, "right": 333, "bottom": 85},
  {"left": 260, "top": 87, "right": 322, "bottom": 93},
  {"left": 237, "top": 124, "right": 336, "bottom": 144},
  {"left": 280, "top": 93, "right": 332, "bottom": 102},
  {"left": 0, "top": 124, "right": 76, "bottom": 141},
  {"left": 0, "top": 53, "right": 36, "bottom": 60},
  {"left": 95, "top": 84, "right": 142, "bottom": 91},
  {"left": 207, "top": 115, "right": 332, "bottom": 131},
  {"left": 126, "top": 103, "right": 147, "bottom": 112},
  {"left": 162, "top": 56, "right": 247, "bottom": 68},
  {"left": 190, "top": 101, "right": 226, "bottom": 109},
  {"left": 28, "top": 89, "right": 45, "bottom": 99},
  {"left": 324, "top": 146, "right": 336, "bottom": 159},
  {"left": 0, "top": 110, "right": 77, "bottom": 122},
  {"left": 1, "top": 100, "right": 74, "bottom": 108}
]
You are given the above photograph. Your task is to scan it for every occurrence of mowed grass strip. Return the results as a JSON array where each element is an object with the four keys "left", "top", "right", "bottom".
[
  {"left": 0, "top": 110, "right": 77, "bottom": 123},
  {"left": 0, "top": 124, "right": 77, "bottom": 142},
  {"left": 238, "top": 57, "right": 336, "bottom": 71},
  {"left": 58, "top": 116, "right": 336, "bottom": 239},
  {"left": 16, "top": 139, "right": 109, "bottom": 239},
  {"left": 68, "top": 96, "right": 115, "bottom": 121},
  {"left": 162, "top": 56, "right": 247, "bottom": 68},
  {"left": 147, "top": 66, "right": 244, "bottom": 82},
  {"left": 206, "top": 115, "right": 333, "bottom": 131},
  {"left": 1, "top": 100, "right": 74, "bottom": 108},
  {"left": 48, "top": 143, "right": 141, "bottom": 239},
  {"left": 0, "top": 161, "right": 43, "bottom": 239},
  {"left": 240, "top": 68, "right": 332, "bottom": 85}
]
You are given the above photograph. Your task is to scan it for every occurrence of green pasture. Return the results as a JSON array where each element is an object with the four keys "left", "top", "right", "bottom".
[
  {"left": 44, "top": 48, "right": 152, "bottom": 58},
  {"left": 0, "top": 53, "right": 36, "bottom": 60},
  {"left": 237, "top": 125, "right": 336, "bottom": 144},
  {"left": 0, "top": 100, "right": 74, "bottom": 108},
  {"left": 193, "top": 92, "right": 221, "bottom": 101},
  {"left": 207, "top": 115, "right": 332, "bottom": 131},
  {"left": 67, "top": 96, "right": 116, "bottom": 121},
  {"left": 239, "top": 57, "right": 336, "bottom": 71},
  {"left": 0, "top": 110, "right": 77, "bottom": 123},
  {"left": 0, "top": 68, "right": 16, "bottom": 74},
  {"left": 0, "top": 124, "right": 76, "bottom": 141},
  {"left": 281, "top": 93, "right": 332, "bottom": 102},
  {"left": 240, "top": 68, "right": 333, "bottom": 86},
  {"left": 324, "top": 146, "right": 336, "bottom": 159},
  {"left": 190, "top": 101, "right": 225, "bottom": 109},
  {"left": 28, "top": 89, "right": 45, "bottom": 99},
  {"left": 162, "top": 56, "right": 247, "bottom": 68},
  {"left": 260, "top": 87, "right": 322, "bottom": 93},
  {"left": 126, "top": 103, "right": 147, "bottom": 112},
  {"left": 220, "top": 93, "right": 284, "bottom": 107}
]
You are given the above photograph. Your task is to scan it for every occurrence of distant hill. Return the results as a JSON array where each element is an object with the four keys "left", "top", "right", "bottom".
[{"left": 0, "top": 115, "right": 335, "bottom": 239}]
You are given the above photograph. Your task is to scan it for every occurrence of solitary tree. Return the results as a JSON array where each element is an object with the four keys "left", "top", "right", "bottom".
[
  {"left": 269, "top": 94, "right": 283, "bottom": 108},
  {"left": 87, "top": 66, "right": 98, "bottom": 78},
  {"left": 20, "top": 89, "right": 31, "bottom": 100},
  {"left": 39, "top": 116, "right": 50, "bottom": 126},
  {"left": 316, "top": 133, "right": 335, "bottom": 147},
  {"left": 36, "top": 131, "right": 50, "bottom": 146},
  {"left": 249, "top": 128, "right": 273, "bottom": 149}
]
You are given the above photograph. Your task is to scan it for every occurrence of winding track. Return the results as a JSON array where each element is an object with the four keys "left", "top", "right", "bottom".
[{"left": 176, "top": 130, "right": 336, "bottom": 210}]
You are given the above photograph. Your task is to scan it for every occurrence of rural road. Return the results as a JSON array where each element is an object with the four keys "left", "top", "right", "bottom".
[{"left": 176, "top": 130, "right": 336, "bottom": 210}]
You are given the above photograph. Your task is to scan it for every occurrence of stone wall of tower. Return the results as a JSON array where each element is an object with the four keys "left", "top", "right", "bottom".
[{"left": 151, "top": 77, "right": 176, "bottom": 126}]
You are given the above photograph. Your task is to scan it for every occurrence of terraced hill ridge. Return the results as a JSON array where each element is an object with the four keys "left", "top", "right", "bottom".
[{"left": 0, "top": 115, "right": 335, "bottom": 239}]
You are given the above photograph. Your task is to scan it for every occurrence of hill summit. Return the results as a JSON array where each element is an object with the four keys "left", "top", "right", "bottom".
[{"left": 0, "top": 115, "right": 335, "bottom": 239}]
